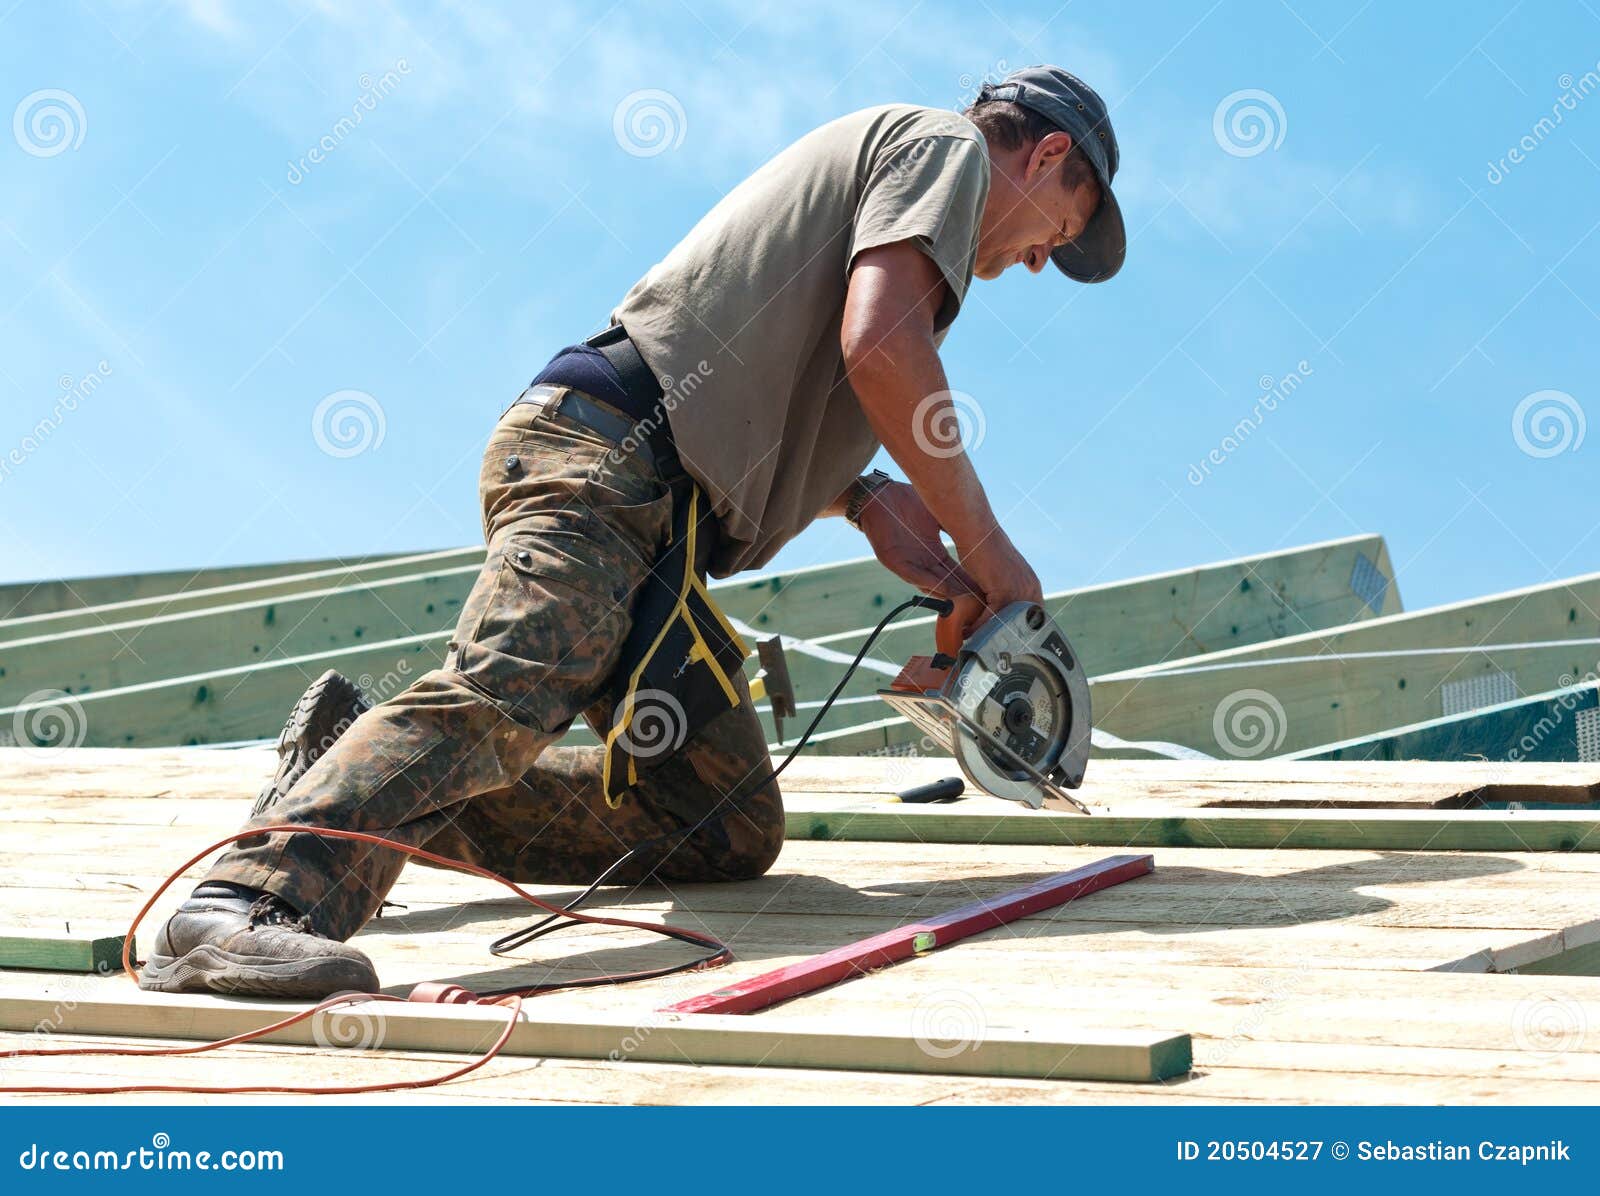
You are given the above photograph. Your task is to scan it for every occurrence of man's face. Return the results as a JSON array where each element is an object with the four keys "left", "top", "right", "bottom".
[{"left": 974, "top": 131, "right": 1101, "bottom": 279}]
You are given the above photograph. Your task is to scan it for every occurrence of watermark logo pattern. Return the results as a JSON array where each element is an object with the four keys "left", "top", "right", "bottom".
[
  {"left": 613, "top": 89, "right": 686, "bottom": 158},
  {"left": 13, "top": 89, "right": 86, "bottom": 157},
  {"left": 312, "top": 390, "right": 386, "bottom": 458},
  {"left": 1213, "top": 89, "right": 1287, "bottom": 157}
]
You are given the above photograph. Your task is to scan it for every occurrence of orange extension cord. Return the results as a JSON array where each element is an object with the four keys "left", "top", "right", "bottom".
[{"left": 0, "top": 824, "right": 731, "bottom": 1096}]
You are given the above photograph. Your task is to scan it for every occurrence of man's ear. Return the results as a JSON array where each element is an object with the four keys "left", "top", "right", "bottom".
[{"left": 1026, "top": 130, "right": 1075, "bottom": 183}]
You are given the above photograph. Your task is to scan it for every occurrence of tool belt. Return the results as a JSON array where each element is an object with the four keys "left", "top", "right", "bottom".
[
  {"left": 601, "top": 479, "right": 748, "bottom": 806},
  {"left": 519, "top": 325, "right": 747, "bottom": 806}
]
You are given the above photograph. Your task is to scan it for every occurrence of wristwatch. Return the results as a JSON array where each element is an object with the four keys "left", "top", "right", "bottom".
[{"left": 844, "top": 469, "right": 894, "bottom": 530}]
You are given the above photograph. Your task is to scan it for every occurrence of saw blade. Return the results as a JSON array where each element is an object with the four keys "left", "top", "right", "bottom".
[{"left": 953, "top": 656, "right": 1071, "bottom": 805}]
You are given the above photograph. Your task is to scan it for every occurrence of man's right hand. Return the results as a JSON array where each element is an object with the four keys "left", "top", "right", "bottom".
[
  {"left": 933, "top": 533, "right": 1043, "bottom": 655},
  {"left": 958, "top": 528, "right": 1044, "bottom": 613}
]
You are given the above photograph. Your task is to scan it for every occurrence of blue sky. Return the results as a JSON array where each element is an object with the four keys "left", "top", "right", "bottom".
[{"left": 2, "top": 0, "right": 1598, "bottom": 612}]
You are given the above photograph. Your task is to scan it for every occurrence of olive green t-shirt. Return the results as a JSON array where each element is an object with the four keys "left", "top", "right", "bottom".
[{"left": 612, "top": 104, "right": 990, "bottom": 576}]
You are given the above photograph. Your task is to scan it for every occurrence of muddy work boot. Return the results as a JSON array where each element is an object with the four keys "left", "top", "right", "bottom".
[
  {"left": 139, "top": 882, "right": 379, "bottom": 998},
  {"left": 252, "top": 669, "right": 370, "bottom": 817}
]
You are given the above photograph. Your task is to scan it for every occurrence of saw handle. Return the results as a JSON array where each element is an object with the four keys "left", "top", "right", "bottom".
[{"left": 900, "top": 594, "right": 964, "bottom": 656}]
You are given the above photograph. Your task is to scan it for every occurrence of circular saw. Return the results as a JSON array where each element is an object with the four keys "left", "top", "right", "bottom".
[{"left": 878, "top": 601, "right": 1092, "bottom": 814}]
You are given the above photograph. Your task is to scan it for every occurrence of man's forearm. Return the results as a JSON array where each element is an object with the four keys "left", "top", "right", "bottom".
[{"left": 843, "top": 325, "right": 999, "bottom": 548}]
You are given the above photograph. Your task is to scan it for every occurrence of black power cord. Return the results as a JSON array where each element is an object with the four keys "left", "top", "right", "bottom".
[{"left": 480, "top": 592, "right": 954, "bottom": 994}]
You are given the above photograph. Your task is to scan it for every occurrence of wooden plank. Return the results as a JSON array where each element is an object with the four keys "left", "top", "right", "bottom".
[
  {"left": 712, "top": 556, "right": 902, "bottom": 641},
  {"left": 0, "top": 551, "right": 431, "bottom": 621},
  {"left": 0, "top": 1029, "right": 1206, "bottom": 1105},
  {"left": 0, "top": 536, "right": 1400, "bottom": 749},
  {"left": 0, "top": 978, "right": 1191, "bottom": 1083},
  {"left": 1093, "top": 641, "right": 1600, "bottom": 762},
  {"left": 782, "top": 795, "right": 1600, "bottom": 853},
  {"left": 0, "top": 549, "right": 486, "bottom": 638},
  {"left": 665, "top": 854, "right": 1154, "bottom": 1014},
  {"left": 0, "top": 930, "right": 127, "bottom": 973},
  {"left": 0, "top": 556, "right": 911, "bottom": 745},
  {"left": 0, "top": 564, "right": 483, "bottom": 701},
  {"left": 30, "top": 1027, "right": 1599, "bottom": 1106},
  {"left": 0, "top": 632, "right": 447, "bottom": 747},
  {"left": 1511, "top": 941, "right": 1600, "bottom": 976},
  {"left": 1291, "top": 682, "right": 1600, "bottom": 767},
  {"left": 5, "top": 747, "right": 1600, "bottom": 1101},
  {"left": 0, "top": 555, "right": 901, "bottom": 700},
  {"left": 1090, "top": 570, "right": 1600, "bottom": 760}
]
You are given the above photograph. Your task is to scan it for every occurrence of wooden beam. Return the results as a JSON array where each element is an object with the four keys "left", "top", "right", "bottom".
[
  {"left": 712, "top": 555, "right": 903, "bottom": 641},
  {"left": 0, "top": 632, "right": 447, "bottom": 747},
  {"left": 0, "top": 979, "right": 1191, "bottom": 1083},
  {"left": 1091, "top": 570, "right": 1600, "bottom": 759},
  {"left": 1093, "top": 640, "right": 1600, "bottom": 761},
  {"left": 0, "top": 551, "right": 433, "bottom": 622},
  {"left": 665, "top": 854, "right": 1154, "bottom": 1015},
  {"left": 754, "top": 753, "right": 1600, "bottom": 806},
  {"left": 782, "top": 795, "right": 1600, "bottom": 852},
  {"left": 0, "top": 548, "right": 483, "bottom": 637},
  {"left": 1290, "top": 682, "right": 1600, "bottom": 767},
  {"left": 0, "top": 554, "right": 912, "bottom": 707},
  {"left": 0, "top": 564, "right": 483, "bottom": 701},
  {"left": 0, "top": 555, "right": 923, "bottom": 745},
  {"left": 0, "top": 930, "right": 126, "bottom": 973}
]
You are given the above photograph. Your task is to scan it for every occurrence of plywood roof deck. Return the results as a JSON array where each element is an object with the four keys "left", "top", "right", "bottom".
[{"left": 2, "top": 748, "right": 1599, "bottom": 1104}]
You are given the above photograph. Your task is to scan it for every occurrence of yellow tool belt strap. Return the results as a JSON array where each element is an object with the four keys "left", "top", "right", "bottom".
[{"left": 602, "top": 486, "right": 748, "bottom": 806}]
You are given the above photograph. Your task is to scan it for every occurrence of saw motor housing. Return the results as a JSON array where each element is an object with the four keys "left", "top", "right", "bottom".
[{"left": 878, "top": 601, "right": 1092, "bottom": 813}]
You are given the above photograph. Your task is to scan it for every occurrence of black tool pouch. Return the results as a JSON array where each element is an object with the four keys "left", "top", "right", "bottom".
[{"left": 602, "top": 480, "right": 748, "bottom": 805}]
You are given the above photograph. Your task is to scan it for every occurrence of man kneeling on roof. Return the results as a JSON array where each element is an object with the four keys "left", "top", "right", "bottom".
[{"left": 140, "top": 66, "right": 1126, "bottom": 997}]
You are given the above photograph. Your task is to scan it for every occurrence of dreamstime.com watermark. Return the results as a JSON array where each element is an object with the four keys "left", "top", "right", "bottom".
[
  {"left": 601, "top": 358, "right": 714, "bottom": 469},
  {"left": 286, "top": 60, "right": 411, "bottom": 185},
  {"left": 613, "top": 89, "right": 686, "bottom": 158},
  {"left": 12, "top": 88, "right": 86, "bottom": 157},
  {"left": 864, "top": 732, "right": 953, "bottom": 791},
  {"left": 911, "top": 988, "right": 988, "bottom": 1058},
  {"left": 0, "top": 962, "right": 117, "bottom": 1085},
  {"left": 17, "top": 1134, "right": 284, "bottom": 1173},
  {"left": 956, "top": 58, "right": 1011, "bottom": 109},
  {"left": 1187, "top": 361, "right": 1313, "bottom": 485},
  {"left": 274, "top": 661, "right": 409, "bottom": 768},
  {"left": 5, "top": 690, "right": 89, "bottom": 758},
  {"left": 604, "top": 974, "right": 709, "bottom": 1062},
  {"left": 1212, "top": 688, "right": 1288, "bottom": 758},
  {"left": 912, "top": 389, "right": 986, "bottom": 459},
  {"left": 1511, "top": 389, "right": 1584, "bottom": 458},
  {"left": 1511, "top": 992, "right": 1589, "bottom": 1058},
  {"left": 614, "top": 688, "right": 690, "bottom": 761},
  {"left": 356, "top": 660, "right": 412, "bottom": 706},
  {"left": 1213, "top": 89, "right": 1287, "bottom": 157},
  {"left": 312, "top": 389, "right": 386, "bottom": 457},
  {"left": 0, "top": 362, "right": 113, "bottom": 486},
  {"left": 1208, "top": 961, "right": 1315, "bottom": 1068},
  {"left": 1486, "top": 62, "right": 1600, "bottom": 184},
  {"left": 311, "top": 994, "right": 386, "bottom": 1051}
]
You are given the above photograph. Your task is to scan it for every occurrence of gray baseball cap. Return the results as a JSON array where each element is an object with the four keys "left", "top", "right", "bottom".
[{"left": 977, "top": 65, "right": 1125, "bottom": 283}]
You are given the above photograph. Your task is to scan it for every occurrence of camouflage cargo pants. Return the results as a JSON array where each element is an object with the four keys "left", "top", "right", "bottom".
[{"left": 205, "top": 390, "right": 785, "bottom": 942}]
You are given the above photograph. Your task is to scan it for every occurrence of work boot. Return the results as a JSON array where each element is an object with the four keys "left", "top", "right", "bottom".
[
  {"left": 138, "top": 882, "right": 379, "bottom": 998},
  {"left": 252, "top": 669, "right": 370, "bottom": 817}
]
